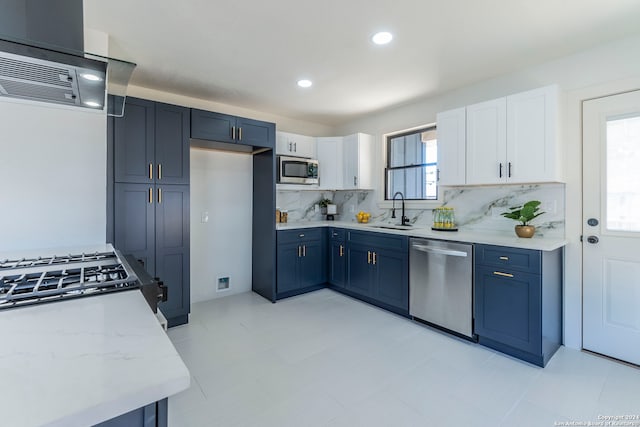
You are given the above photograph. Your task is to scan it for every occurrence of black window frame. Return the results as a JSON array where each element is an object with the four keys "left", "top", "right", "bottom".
[{"left": 384, "top": 126, "right": 438, "bottom": 201}]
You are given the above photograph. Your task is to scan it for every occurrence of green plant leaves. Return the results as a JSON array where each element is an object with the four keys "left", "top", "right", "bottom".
[{"left": 500, "top": 200, "right": 545, "bottom": 225}]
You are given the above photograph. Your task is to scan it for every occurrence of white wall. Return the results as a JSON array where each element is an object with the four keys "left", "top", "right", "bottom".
[
  {"left": 335, "top": 34, "right": 640, "bottom": 350},
  {"left": 190, "top": 148, "right": 253, "bottom": 302},
  {"left": 0, "top": 99, "right": 107, "bottom": 252}
]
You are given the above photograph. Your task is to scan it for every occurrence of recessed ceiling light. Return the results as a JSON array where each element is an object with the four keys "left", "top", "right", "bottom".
[
  {"left": 372, "top": 31, "right": 393, "bottom": 45},
  {"left": 84, "top": 101, "right": 102, "bottom": 108},
  {"left": 297, "top": 79, "right": 313, "bottom": 88},
  {"left": 81, "top": 73, "right": 103, "bottom": 82}
]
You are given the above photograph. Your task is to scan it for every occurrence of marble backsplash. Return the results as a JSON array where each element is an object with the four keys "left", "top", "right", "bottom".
[{"left": 276, "top": 183, "right": 565, "bottom": 238}]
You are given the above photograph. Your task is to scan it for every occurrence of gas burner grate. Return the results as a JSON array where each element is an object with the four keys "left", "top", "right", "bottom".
[
  {"left": 0, "top": 251, "right": 140, "bottom": 310},
  {"left": 0, "top": 251, "right": 118, "bottom": 270}
]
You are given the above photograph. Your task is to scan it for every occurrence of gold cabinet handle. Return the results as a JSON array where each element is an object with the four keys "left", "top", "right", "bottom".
[
  {"left": 157, "top": 187, "right": 162, "bottom": 204},
  {"left": 238, "top": 127, "right": 242, "bottom": 141},
  {"left": 339, "top": 244, "right": 344, "bottom": 257},
  {"left": 367, "top": 251, "right": 372, "bottom": 264},
  {"left": 231, "top": 126, "right": 236, "bottom": 140},
  {"left": 149, "top": 163, "right": 153, "bottom": 180},
  {"left": 493, "top": 271, "right": 514, "bottom": 278},
  {"left": 148, "top": 187, "right": 153, "bottom": 204},
  {"left": 158, "top": 163, "right": 162, "bottom": 180},
  {"left": 373, "top": 252, "right": 377, "bottom": 265},
  {"left": 499, "top": 256, "right": 509, "bottom": 261}
]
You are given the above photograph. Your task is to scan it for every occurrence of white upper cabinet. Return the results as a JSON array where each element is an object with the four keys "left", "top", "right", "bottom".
[
  {"left": 466, "top": 97, "right": 507, "bottom": 184},
  {"left": 316, "top": 133, "right": 373, "bottom": 190},
  {"left": 436, "top": 107, "right": 467, "bottom": 186},
  {"left": 343, "top": 133, "right": 374, "bottom": 190},
  {"left": 464, "top": 84, "right": 560, "bottom": 185},
  {"left": 506, "top": 85, "right": 559, "bottom": 183},
  {"left": 276, "top": 131, "right": 316, "bottom": 158},
  {"left": 316, "top": 137, "right": 343, "bottom": 190}
]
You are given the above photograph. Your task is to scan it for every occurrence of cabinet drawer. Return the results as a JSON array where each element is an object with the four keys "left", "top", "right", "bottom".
[
  {"left": 278, "top": 228, "right": 323, "bottom": 244},
  {"left": 328, "top": 228, "right": 345, "bottom": 241},
  {"left": 475, "top": 244, "right": 541, "bottom": 274},
  {"left": 348, "top": 230, "right": 407, "bottom": 251}
]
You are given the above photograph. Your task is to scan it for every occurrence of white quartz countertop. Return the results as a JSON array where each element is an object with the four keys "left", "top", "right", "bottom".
[
  {"left": 276, "top": 221, "right": 567, "bottom": 251},
  {"left": 0, "top": 290, "right": 190, "bottom": 427}
]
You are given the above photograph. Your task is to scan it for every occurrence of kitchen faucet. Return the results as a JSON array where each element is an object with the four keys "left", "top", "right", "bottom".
[{"left": 391, "top": 191, "right": 410, "bottom": 226}]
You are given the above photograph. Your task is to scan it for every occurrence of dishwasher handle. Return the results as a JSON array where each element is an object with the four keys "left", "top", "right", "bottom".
[{"left": 411, "top": 244, "right": 468, "bottom": 257}]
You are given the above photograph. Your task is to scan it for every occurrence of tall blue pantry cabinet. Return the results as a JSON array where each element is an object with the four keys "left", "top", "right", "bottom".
[{"left": 107, "top": 97, "right": 191, "bottom": 327}]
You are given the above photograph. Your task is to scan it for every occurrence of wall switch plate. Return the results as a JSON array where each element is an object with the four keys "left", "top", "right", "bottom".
[{"left": 201, "top": 211, "right": 209, "bottom": 223}]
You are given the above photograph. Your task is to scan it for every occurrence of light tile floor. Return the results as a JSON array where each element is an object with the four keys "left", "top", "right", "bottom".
[{"left": 167, "top": 289, "right": 640, "bottom": 427}]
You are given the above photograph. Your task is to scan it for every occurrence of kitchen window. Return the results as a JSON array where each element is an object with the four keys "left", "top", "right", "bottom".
[{"left": 385, "top": 126, "right": 437, "bottom": 200}]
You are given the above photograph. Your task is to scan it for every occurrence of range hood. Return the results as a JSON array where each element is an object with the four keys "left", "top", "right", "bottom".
[{"left": 0, "top": 0, "right": 135, "bottom": 112}]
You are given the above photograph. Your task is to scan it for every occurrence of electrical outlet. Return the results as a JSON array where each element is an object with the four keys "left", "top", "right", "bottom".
[{"left": 349, "top": 205, "right": 355, "bottom": 213}]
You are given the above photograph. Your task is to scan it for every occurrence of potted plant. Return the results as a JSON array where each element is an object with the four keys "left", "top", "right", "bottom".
[
  {"left": 318, "top": 198, "right": 332, "bottom": 215},
  {"left": 501, "top": 200, "right": 545, "bottom": 238}
]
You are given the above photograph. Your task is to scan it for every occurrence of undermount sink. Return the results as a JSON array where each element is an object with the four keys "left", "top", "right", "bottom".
[{"left": 371, "top": 224, "right": 415, "bottom": 230}]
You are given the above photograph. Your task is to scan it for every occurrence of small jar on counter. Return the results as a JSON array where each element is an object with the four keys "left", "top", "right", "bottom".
[
  {"left": 280, "top": 210, "right": 288, "bottom": 223},
  {"left": 275, "top": 208, "right": 281, "bottom": 223}
]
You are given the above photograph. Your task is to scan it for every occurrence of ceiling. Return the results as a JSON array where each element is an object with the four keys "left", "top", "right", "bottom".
[{"left": 84, "top": 0, "right": 640, "bottom": 126}]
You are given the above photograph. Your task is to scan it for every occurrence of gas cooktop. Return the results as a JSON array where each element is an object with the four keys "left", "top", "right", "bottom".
[{"left": 0, "top": 248, "right": 140, "bottom": 310}]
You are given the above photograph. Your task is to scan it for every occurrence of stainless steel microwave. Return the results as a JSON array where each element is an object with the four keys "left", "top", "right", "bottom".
[{"left": 277, "top": 156, "right": 319, "bottom": 184}]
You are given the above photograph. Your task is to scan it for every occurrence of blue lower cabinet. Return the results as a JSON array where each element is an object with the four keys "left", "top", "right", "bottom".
[
  {"left": 328, "top": 228, "right": 347, "bottom": 288},
  {"left": 93, "top": 398, "right": 167, "bottom": 427},
  {"left": 346, "top": 243, "right": 374, "bottom": 297},
  {"left": 474, "top": 244, "right": 563, "bottom": 367},
  {"left": 345, "top": 231, "right": 409, "bottom": 315},
  {"left": 276, "top": 228, "right": 326, "bottom": 298}
]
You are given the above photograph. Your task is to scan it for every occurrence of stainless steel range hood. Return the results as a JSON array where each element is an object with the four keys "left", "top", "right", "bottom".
[{"left": 0, "top": 0, "right": 135, "bottom": 112}]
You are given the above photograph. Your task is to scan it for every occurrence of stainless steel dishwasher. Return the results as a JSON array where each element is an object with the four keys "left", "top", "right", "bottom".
[{"left": 409, "top": 238, "right": 474, "bottom": 339}]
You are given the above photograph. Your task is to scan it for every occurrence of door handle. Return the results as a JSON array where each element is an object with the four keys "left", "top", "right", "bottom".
[
  {"left": 372, "top": 252, "right": 377, "bottom": 265},
  {"left": 158, "top": 163, "right": 162, "bottom": 180},
  {"left": 354, "top": 176, "right": 357, "bottom": 186},
  {"left": 157, "top": 187, "right": 162, "bottom": 204},
  {"left": 238, "top": 127, "right": 242, "bottom": 141},
  {"left": 231, "top": 126, "right": 236, "bottom": 140},
  {"left": 298, "top": 246, "right": 302, "bottom": 257},
  {"left": 148, "top": 187, "right": 153, "bottom": 204},
  {"left": 499, "top": 162, "right": 503, "bottom": 178},
  {"left": 302, "top": 245, "right": 306, "bottom": 257},
  {"left": 508, "top": 162, "right": 512, "bottom": 178},
  {"left": 493, "top": 271, "right": 514, "bottom": 278},
  {"left": 587, "top": 236, "right": 599, "bottom": 244},
  {"left": 367, "top": 251, "right": 372, "bottom": 264},
  {"left": 411, "top": 244, "right": 468, "bottom": 257},
  {"left": 339, "top": 244, "right": 344, "bottom": 257},
  {"left": 149, "top": 163, "right": 153, "bottom": 180},
  {"left": 294, "top": 142, "right": 297, "bottom": 152}
]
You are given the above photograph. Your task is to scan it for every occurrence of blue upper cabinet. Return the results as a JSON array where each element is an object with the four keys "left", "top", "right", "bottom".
[
  {"left": 191, "top": 109, "right": 275, "bottom": 149},
  {"left": 190, "top": 110, "right": 237, "bottom": 143},
  {"left": 155, "top": 102, "right": 190, "bottom": 185},
  {"left": 114, "top": 98, "right": 154, "bottom": 184},
  {"left": 114, "top": 98, "right": 190, "bottom": 185},
  {"left": 236, "top": 117, "right": 275, "bottom": 148}
]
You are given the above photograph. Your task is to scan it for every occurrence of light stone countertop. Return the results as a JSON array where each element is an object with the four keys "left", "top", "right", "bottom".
[
  {"left": 276, "top": 221, "right": 567, "bottom": 251},
  {"left": 0, "top": 290, "right": 190, "bottom": 427}
]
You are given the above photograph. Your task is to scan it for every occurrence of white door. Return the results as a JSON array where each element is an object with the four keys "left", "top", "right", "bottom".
[{"left": 583, "top": 89, "right": 640, "bottom": 365}]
